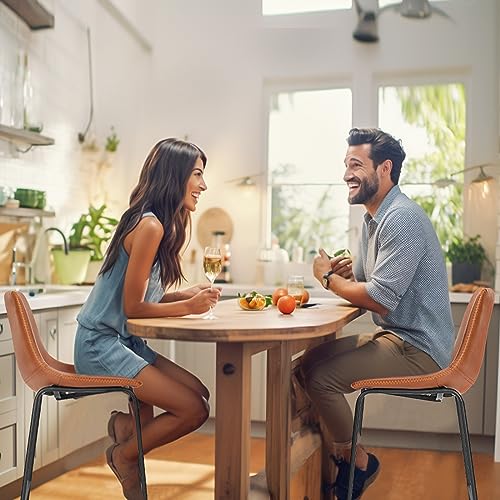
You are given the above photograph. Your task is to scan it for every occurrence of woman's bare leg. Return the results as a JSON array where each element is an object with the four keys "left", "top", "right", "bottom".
[
  {"left": 153, "top": 353, "right": 210, "bottom": 400},
  {"left": 110, "top": 363, "right": 209, "bottom": 484},
  {"left": 111, "top": 353, "right": 210, "bottom": 441}
]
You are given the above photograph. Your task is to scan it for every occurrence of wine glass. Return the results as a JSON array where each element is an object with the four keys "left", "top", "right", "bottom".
[
  {"left": 287, "top": 275, "right": 305, "bottom": 307},
  {"left": 202, "top": 247, "right": 222, "bottom": 319}
]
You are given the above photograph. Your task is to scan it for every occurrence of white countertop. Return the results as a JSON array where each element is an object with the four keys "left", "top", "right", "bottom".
[
  {"left": 1, "top": 282, "right": 498, "bottom": 316},
  {"left": 218, "top": 283, "right": 500, "bottom": 304},
  {"left": 0, "top": 285, "right": 92, "bottom": 315}
]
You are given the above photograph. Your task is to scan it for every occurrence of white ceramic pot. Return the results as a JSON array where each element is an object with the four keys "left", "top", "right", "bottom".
[{"left": 84, "top": 260, "right": 103, "bottom": 284}]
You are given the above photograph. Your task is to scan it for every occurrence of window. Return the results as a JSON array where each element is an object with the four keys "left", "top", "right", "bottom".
[
  {"left": 267, "top": 88, "right": 352, "bottom": 258},
  {"left": 378, "top": 83, "right": 466, "bottom": 250},
  {"left": 263, "top": 0, "right": 351, "bottom": 16}
]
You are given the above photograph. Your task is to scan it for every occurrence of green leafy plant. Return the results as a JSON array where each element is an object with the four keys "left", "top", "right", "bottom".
[
  {"left": 105, "top": 126, "right": 120, "bottom": 152},
  {"left": 446, "top": 234, "right": 487, "bottom": 265},
  {"left": 69, "top": 205, "right": 119, "bottom": 261}
]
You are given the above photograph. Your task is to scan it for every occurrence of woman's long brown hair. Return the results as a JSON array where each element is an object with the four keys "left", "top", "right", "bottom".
[{"left": 100, "top": 138, "right": 207, "bottom": 289}]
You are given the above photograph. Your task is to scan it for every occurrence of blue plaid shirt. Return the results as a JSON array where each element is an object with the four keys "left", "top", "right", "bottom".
[{"left": 354, "top": 185, "right": 454, "bottom": 369}]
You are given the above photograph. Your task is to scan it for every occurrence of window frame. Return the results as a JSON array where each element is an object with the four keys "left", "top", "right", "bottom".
[
  {"left": 263, "top": 77, "right": 353, "bottom": 250},
  {"left": 263, "top": 70, "right": 470, "bottom": 256}
]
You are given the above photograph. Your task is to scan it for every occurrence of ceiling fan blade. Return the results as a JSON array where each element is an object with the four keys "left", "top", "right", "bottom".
[
  {"left": 353, "top": 0, "right": 362, "bottom": 16},
  {"left": 431, "top": 5, "right": 452, "bottom": 20}
]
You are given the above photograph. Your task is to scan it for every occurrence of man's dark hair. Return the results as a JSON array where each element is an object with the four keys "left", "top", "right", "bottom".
[{"left": 347, "top": 128, "right": 406, "bottom": 184}]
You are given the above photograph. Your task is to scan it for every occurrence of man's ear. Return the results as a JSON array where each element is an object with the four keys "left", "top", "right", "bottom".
[{"left": 381, "top": 159, "right": 393, "bottom": 178}]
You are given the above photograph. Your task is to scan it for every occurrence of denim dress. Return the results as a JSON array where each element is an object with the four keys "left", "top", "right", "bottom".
[{"left": 74, "top": 213, "right": 165, "bottom": 378}]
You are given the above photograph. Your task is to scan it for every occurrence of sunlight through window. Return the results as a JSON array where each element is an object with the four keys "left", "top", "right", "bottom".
[{"left": 263, "top": 0, "right": 351, "bottom": 16}]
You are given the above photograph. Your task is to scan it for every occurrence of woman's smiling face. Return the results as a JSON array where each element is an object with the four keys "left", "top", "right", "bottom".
[{"left": 183, "top": 156, "right": 207, "bottom": 211}]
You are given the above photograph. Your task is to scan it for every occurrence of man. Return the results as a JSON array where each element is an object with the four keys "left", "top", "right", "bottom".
[{"left": 303, "top": 128, "right": 454, "bottom": 499}]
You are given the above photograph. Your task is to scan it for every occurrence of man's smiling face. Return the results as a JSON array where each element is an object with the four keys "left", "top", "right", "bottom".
[{"left": 343, "top": 143, "right": 380, "bottom": 205}]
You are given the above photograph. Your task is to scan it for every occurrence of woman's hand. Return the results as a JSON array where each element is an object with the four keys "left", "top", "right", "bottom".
[
  {"left": 163, "top": 283, "right": 222, "bottom": 303},
  {"left": 187, "top": 287, "right": 222, "bottom": 314},
  {"left": 182, "top": 283, "right": 220, "bottom": 298}
]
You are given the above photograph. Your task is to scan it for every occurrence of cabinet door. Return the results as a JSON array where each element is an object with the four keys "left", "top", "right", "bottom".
[
  {"left": 37, "top": 311, "right": 61, "bottom": 466},
  {"left": 0, "top": 314, "right": 24, "bottom": 487},
  {"left": 481, "top": 305, "right": 498, "bottom": 436},
  {"left": 342, "top": 309, "right": 485, "bottom": 435},
  {"left": 57, "top": 307, "right": 127, "bottom": 457}
]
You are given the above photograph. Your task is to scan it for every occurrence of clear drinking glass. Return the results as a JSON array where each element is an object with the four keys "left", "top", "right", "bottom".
[
  {"left": 202, "top": 247, "right": 222, "bottom": 319},
  {"left": 287, "top": 275, "right": 305, "bottom": 306}
]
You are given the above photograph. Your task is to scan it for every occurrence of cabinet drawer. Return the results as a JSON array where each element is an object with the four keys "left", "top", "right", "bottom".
[
  {"left": 0, "top": 422, "right": 15, "bottom": 474},
  {"left": 0, "top": 411, "right": 19, "bottom": 486},
  {"left": 0, "top": 350, "right": 16, "bottom": 415},
  {"left": 0, "top": 317, "right": 12, "bottom": 344}
]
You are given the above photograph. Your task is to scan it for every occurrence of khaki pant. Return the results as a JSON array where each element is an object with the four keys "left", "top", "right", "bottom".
[{"left": 302, "top": 332, "right": 440, "bottom": 453}]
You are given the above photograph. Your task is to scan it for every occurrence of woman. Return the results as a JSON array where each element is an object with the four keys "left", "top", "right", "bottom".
[{"left": 74, "top": 138, "right": 221, "bottom": 499}]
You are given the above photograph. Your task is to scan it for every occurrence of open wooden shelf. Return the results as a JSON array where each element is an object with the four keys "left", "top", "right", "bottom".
[
  {"left": 0, "top": 124, "right": 54, "bottom": 146},
  {"left": 0, "top": 0, "right": 54, "bottom": 30},
  {"left": 0, "top": 206, "right": 55, "bottom": 218}
]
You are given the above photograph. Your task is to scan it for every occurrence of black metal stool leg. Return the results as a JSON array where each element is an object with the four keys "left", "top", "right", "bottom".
[
  {"left": 21, "top": 389, "right": 45, "bottom": 500},
  {"left": 453, "top": 391, "right": 478, "bottom": 500},
  {"left": 347, "top": 390, "right": 367, "bottom": 500},
  {"left": 127, "top": 389, "right": 148, "bottom": 499}
]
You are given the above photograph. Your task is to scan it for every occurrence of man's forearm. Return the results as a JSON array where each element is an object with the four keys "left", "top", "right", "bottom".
[{"left": 326, "top": 274, "right": 388, "bottom": 315}]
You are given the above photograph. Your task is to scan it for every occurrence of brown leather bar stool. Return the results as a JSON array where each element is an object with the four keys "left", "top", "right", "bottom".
[
  {"left": 346, "top": 287, "right": 495, "bottom": 500},
  {"left": 4, "top": 291, "right": 148, "bottom": 500}
]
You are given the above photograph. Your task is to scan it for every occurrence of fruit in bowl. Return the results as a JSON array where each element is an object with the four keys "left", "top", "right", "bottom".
[{"left": 237, "top": 291, "right": 272, "bottom": 311}]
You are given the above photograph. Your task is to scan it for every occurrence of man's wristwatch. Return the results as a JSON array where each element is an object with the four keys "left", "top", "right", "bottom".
[{"left": 322, "top": 270, "right": 335, "bottom": 290}]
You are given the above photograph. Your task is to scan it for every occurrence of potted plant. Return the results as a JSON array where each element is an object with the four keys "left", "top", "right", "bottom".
[
  {"left": 105, "top": 126, "right": 120, "bottom": 152},
  {"left": 70, "top": 204, "right": 118, "bottom": 283},
  {"left": 446, "top": 234, "right": 487, "bottom": 285},
  {"left": 48, "top": 205, "right": 118, "bottom": 284}
]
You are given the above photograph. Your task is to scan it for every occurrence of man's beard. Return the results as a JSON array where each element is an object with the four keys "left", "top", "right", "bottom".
[{"left": 347, "top": 175, "right": 379, "bottom": 205}]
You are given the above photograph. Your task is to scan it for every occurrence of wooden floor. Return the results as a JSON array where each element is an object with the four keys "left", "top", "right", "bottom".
[{"left": 26, "top": 432, "right": 500, "bottom": 499}]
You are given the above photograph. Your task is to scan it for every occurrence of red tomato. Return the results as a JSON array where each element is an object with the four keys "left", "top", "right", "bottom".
[
  {"left": 277, "top": 295, "right": 296, "bottom": 315},
  {"left": 272, "top": 287, "right": 288, "bottom": 306},
  {"left": 301, "top": 289, "right": 310, "bottom": 305}
]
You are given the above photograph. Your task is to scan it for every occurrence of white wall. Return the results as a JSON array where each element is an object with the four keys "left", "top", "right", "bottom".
[
  {"left": 139, "top": 0, "right": 499, "bottom": 285},
  {"left": 1, "top": 0, "right": 498, "bottom": 287},
  {"left": 0, "top": 0, "right": 153, "bottom": 236}
]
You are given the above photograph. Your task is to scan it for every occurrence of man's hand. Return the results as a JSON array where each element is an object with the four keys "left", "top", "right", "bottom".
[
  {"left": 313, "top": 248, "right": 333, "bottom": 283},
  {"left": 313, "top": 248, "right": 354, "bottom": 282},
  {"left": 330, "top": 255, "right": 354, "bottom": 280}
]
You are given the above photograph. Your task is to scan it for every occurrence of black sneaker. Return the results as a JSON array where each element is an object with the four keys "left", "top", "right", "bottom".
[{"left": 333, "top": 453, "right": 380, "bottom": 500}]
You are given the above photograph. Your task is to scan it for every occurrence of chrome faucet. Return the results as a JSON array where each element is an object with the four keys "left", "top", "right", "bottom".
[{"left": 10, "top": 247, "right": 32, "bottom": 286}]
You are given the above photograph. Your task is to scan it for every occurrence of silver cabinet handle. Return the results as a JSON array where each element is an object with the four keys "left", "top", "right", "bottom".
[
  {"left": 49, "top": 327, "right": 57, "bottom": 339},
  {"left": 0, "top": 322, "right": 3, "bottom": 335}
]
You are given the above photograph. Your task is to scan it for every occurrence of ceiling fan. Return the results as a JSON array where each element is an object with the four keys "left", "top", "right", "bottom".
[
  {"left": 353, "top": 0, "right": 451, "bottom": 43},
  {"left": 379, "top": 0, "right": 451, "bottom": 20}
]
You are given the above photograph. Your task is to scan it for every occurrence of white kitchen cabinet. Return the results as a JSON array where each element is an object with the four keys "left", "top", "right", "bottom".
[
  {"left": 57, "top": 307, "right": 127, "bottom": 457},
  {"left": 0, "top": 316, "right": 24, "bottom": 488},
  {"left": 39, "top": 311, "right": 60, "bottom": 465},
  {"left": 341, "top": 303, "right": 498, "bottom": 436},
  {"left": 22, "top": 311, "right": 60, "bottom": 471}
]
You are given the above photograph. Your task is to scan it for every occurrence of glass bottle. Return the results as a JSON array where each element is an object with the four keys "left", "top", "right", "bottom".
[
  {"left": 12, "top": 49, "right": 25, "bottom": 128},
  {"left": 23, "top": 52, "right": 42, "bottom": 132},
  {"left": 222, "top": 243, "right": 232, "bottom": 283}
]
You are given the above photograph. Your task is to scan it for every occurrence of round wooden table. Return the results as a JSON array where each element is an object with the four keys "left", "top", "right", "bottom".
[{"left": 128, "top": 297, "right": 362, "bottom": 499}]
